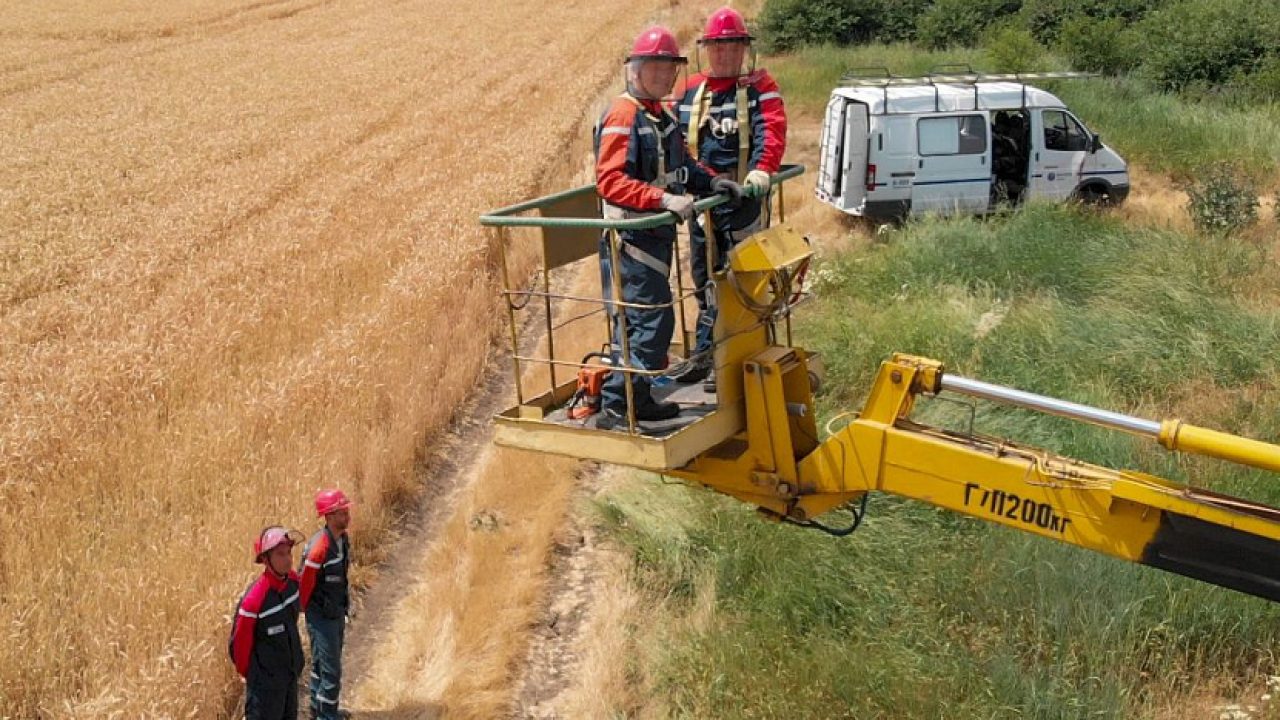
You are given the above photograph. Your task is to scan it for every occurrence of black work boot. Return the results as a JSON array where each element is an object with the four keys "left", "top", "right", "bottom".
[
  {"left": 596, "top": 400, "right": 680, "bottom": 430},
  {"left": 635, "top": 398, "right": 680, "bottom": 421},
  {"left": 702, "top": 369, "right": 717, "bottom": 394},
  {"left": 672, "top": 356, "right": 711, "bottom": 384}
]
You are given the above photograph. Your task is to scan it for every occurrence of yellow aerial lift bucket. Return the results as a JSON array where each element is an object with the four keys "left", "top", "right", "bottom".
[{"left": 480, "top": 164, "right": 809, "bottom": 471}]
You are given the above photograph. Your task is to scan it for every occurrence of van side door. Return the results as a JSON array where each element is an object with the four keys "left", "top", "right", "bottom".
[
  {"left": 912, "top": 113, "right": 991, "bottom": 216},
  {"left": 1030, "top": 109, "right": 1091, "bottom": 201}
]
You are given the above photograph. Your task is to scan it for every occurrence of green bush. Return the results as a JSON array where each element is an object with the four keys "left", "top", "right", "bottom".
[
  {"left": 757, "top": 0, "right": 932, "bottom": 50},
  {"left": 1056, "top": 15, "right": 1140, "bottom": 75},
  {"left": 757, "top": 0, "right": 880, "bottom": 51},
  {"left": 984, "top": 26, "right": 1044, "bottom": 72},
  {"left": 1230, "top": 54, "right": 1280, "bottom": 103},
  {"left": 875, "top": 0, "right": 933, "bottom": 42},
  {"left": 917, "top": 0, "right": 1022, "bottom": 49},
  {"left": 1022, "top": 0, "right": 1163, "bottom": 45},
  {"left": 1184, "top": 163, "right": 1260, "bottom": 234},
  {"left": 1139, "top": 0, "right": 1280, "bottom": 92}
]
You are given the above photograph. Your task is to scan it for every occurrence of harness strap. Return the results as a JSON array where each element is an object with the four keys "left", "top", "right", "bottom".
[
  {"left": 736, "top": 83, "right": 750, "bottom": 179},
  {"left": 621, "top": 93, "right": 671, "bottom": 189},
  {"left": 622, "top": 242, "right": 671, "bottom": 277},
  {"left": 686, "top": 81, "right": 711, "bottom": 160},
  {"left": 686, "top": 81, "right": 752, "bottom": 178}
]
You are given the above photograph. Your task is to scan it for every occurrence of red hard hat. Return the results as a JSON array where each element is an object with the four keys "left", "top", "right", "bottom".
[
  {"left": 254, "top": 526, "right": 302, "bottom": 563},
  {"left": 315, "top": 488, "right": 353, "bottom": 517},
  {"left": 627, "top": 26, "right": 687, "bottom": 63},
  {"left": 701, "top": 7, "right": 752, "bottom": 43}
]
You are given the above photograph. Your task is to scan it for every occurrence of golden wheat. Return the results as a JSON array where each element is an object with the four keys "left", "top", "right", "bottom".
[{"left": 0, "top": 0, "right": 680, "bottom": 715}]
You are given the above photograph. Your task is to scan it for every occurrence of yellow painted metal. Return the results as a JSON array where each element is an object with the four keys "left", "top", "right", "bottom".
[
  {"left": 493, "top": 378, "right": 748, "bottom": 471},
  {"left": 1159, "top": 420, "right": 1280, "bottom": 474},
  {"left": 728, "top": 224, "right": 811, "bottom": 273},
  {"left": 672, "top": 351, "right": 1280, "bottom": 575}
]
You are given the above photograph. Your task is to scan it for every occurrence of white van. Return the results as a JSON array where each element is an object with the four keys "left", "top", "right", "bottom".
[{"left": 815, "top": 71, "right": 1129, "bottom": 220}]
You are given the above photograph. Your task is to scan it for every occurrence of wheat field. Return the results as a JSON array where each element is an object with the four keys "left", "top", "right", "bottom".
[{"left": 0, "top": 0, "right": 673, "bottom": 715}]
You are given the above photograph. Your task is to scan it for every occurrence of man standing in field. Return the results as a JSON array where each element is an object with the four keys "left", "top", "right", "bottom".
[
  {"left": 594, "top": 25, "right": 742, "bottom": 430},
  {"left": 674, "top": 6, "right": 787, "bottom": 388},
  {"left": 299, "top": 489, "right": 353, "bottom": 720},
  {"left": 230, "top": 526, "right": 305, "bottom": 720}
]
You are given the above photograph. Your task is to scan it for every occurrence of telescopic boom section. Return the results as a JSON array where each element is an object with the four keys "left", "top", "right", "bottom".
[{"left": 752, "top": 355, "right": 1280, "bottom": 602}]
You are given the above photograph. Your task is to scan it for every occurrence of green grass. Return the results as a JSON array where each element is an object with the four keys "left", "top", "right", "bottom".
[
  {"left": 597, "top": 205, "right": 1280, "bottom": 719},
  {"left": 767, "top": 44, "right": 1280, "bottom": 182}
]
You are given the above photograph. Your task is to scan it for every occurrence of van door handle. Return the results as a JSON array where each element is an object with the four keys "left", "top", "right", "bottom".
[{"left": 919, "top": 159, "right": 924, "bottom": 169}]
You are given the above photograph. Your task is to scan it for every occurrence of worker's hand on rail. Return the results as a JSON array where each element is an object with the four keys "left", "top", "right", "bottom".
[
  {"left": 661, "top": 193, "right": 697, "bottom": 223},
  {"left": 744, "top": 169, "right": 771, "bottom": 195},
  {"left": 711, "top": 176, "right": 745, "bottom": 203}
]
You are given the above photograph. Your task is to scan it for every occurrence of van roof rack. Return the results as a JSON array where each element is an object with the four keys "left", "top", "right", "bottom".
[
  {"left": 837, "top": 69, "right": 1098, "bottom": 114},
  {"left": 838, "top": 69, "right": 1098, "bottom": 88}
]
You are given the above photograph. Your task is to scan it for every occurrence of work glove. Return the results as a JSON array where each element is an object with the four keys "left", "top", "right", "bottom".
[
  {"left": 744, "top": 169, "right": 771, "bottom": 195},
  {"left": 710, "top": 176, "right": 744, "bottom": 203},
  {"left": 660, "top": 193, "right": 697, "bottom": 223}
]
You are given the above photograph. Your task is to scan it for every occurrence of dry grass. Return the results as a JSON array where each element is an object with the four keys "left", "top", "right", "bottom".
[
  {"left": 552, "top": 467, "right": 723, "bottom": 720},
  {"left": 1116, "top": 165, "right": 1195, "bottom": 233},
  {"left": 347, "top": 242, "right": 617, "bottom": 718},
  {"left": 0, "top": 0, "right": 681, "bottom": 715},
  {"left": 347, "top": 444, "right": 584, "bottom": 719}
]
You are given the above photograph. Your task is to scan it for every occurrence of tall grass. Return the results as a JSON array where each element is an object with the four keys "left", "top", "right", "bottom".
[
  {"left": 1055, "top": 79, "right": 1280, "bottom": 183},
  {"left": 599, "top": 203, "right": 1280, "bottom": 718}
]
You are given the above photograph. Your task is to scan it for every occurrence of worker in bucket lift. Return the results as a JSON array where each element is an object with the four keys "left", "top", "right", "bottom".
[
  {"left": 299, "top": 489, "right": 353, "bottom": 720},
  {"left": 594, "top": 25, "right": 744, "bottom": 430},
  {"left": 673, "top": 6, "right": 787, "bottom": 388},
  {"left": 229, "top": 526, "right": 305, "bottom": 720}
]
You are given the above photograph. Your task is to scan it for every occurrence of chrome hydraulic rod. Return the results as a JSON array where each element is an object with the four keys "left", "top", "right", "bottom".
[
  {"left": 940, "top": 374, "right": 1280, "bottom": 473},
  {"left": 940, "top": 375, "right": 1161, "bottom": 437}
]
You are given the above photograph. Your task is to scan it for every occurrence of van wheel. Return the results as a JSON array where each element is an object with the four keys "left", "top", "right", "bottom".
[{"left": 1074, "top": 185, "right": 1113, "bottom": 207}]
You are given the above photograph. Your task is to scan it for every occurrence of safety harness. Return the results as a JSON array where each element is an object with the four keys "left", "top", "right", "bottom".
[
  {"left": 600, "top": 92, "right": 688, "bottom": 278},
  {"left": 685, "top": 79, "right": 750, "bottom": 180}
]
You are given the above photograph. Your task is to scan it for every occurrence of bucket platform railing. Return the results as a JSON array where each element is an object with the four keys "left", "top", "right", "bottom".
[{"left": 479, "top": 164, "right": 806, "bottom": 467}]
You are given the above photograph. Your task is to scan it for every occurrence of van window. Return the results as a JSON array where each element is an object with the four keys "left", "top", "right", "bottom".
[
  {"left": 919, "top": 115, "right": 987, "bottom": 156},
  {"left": 1043, "top": 110, "right": 1090, "bottom": 152}
]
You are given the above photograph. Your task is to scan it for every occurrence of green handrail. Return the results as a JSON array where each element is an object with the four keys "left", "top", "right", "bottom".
[{"left": 479, "top": 164, "right": 806, "bottom": 229}]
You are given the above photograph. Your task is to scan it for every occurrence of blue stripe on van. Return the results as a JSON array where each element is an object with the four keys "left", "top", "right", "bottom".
[
  {"left": 1082, "top": 170, "right": 1127, "bottom": 176},
  {"left": 912, "top": 177, "right": 990, "bottom": 186}
]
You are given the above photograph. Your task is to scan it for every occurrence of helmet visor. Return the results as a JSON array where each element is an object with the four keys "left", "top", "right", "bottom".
[{"left": 626, "top": 57, "right": 687, "bottom": 102}]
